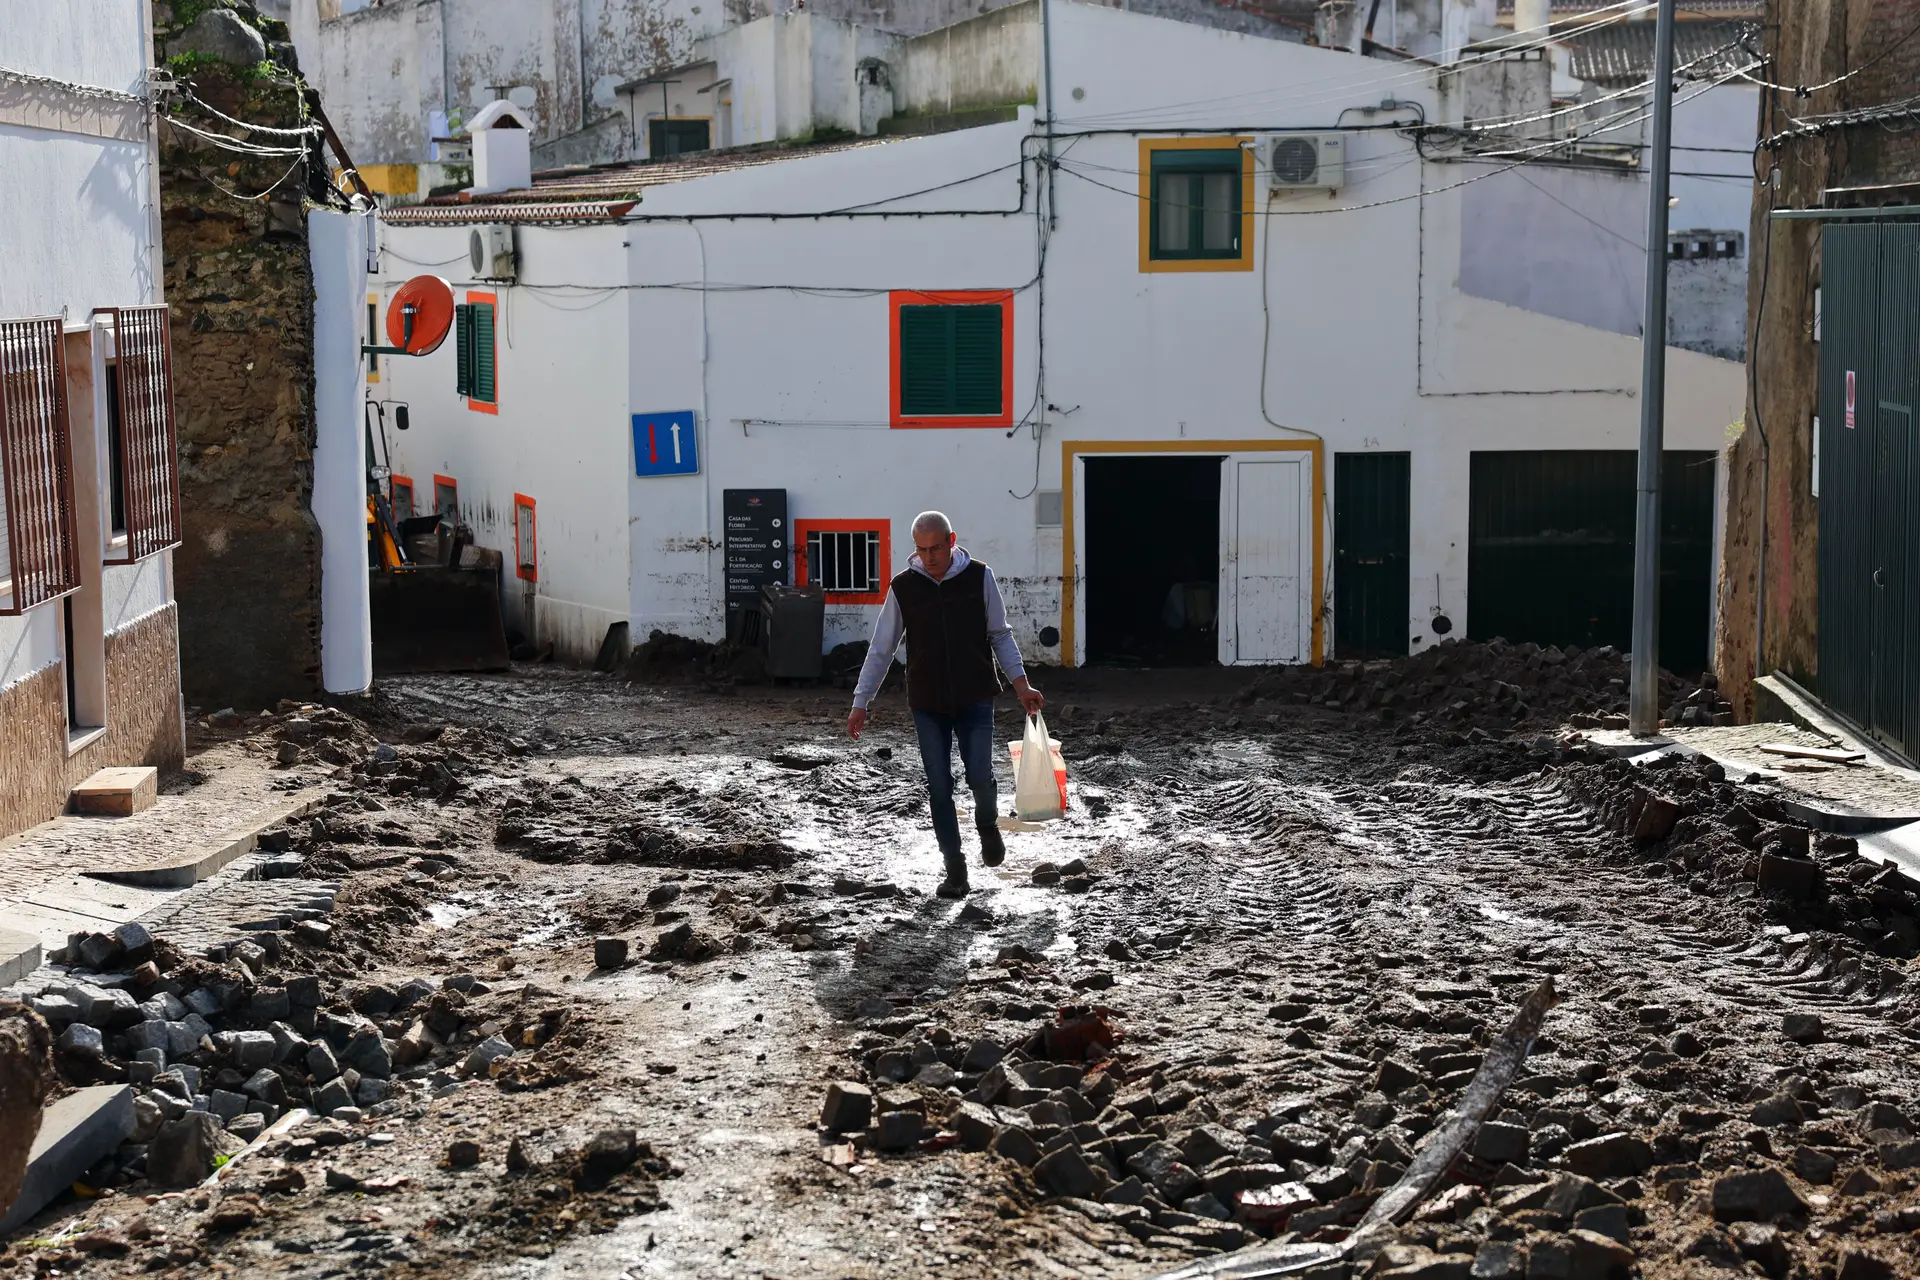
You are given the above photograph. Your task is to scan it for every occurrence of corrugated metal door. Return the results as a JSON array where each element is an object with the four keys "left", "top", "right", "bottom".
[
  {"left": 1335, "top": 452, "right": 1410, "bottom": 658},
  {"left": 1819, "top": 222, "right": 1920, "bottom": 754},
  {"left": 1468, "top": 450, "right": 1717, "bottom": 675},
  {"left": 1817, "top": 224, "right": 1877, "bottom": 736}
]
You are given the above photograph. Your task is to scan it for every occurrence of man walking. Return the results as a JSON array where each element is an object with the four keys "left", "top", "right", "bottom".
[{"left": 847, "top": 511, "right": 1044, "bottom": 898}]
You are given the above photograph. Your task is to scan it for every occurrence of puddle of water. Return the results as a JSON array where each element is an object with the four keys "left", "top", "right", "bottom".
[
  {"left": 427, "top": 901, "right": 482, "bottom": 928},
  {"left": 1476, "top": 902, "right": 1558, "bottom": 932}
]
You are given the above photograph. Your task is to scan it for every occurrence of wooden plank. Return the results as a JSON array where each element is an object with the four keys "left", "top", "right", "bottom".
[{"left": 1758, "top": 742, "right": 1868, "bottom": 765}]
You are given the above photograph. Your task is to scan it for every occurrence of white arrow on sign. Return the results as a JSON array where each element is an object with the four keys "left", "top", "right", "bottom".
[{"left": 670, "top": 421, "right": 683, "bottom": 463}]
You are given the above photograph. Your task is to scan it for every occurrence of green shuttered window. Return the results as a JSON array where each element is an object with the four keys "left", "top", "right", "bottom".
[
  {"left": 898, "top": 304, "right": 1002, "bottom": 417},
  {"left": 454, "top": 302, "right": 496, "bottom": 404}
]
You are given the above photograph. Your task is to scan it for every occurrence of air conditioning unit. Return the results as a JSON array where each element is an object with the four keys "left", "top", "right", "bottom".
[
  {"left": 1264, "top": 134, "right": 1345, "bottom": 192},
  {"left": 469, "top": 224, "right": 516, "bottom": 280}
]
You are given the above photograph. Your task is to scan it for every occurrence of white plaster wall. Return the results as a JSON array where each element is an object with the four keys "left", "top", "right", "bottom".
[
  {"left": 897, "top": 2, "right": 1039, "bottom": 117},
  {"left": 293, "top": 0, "right": 725, "bottom": 166},
  {"left": 1671, "top": 85, "right": 1759, "bottom": 236},
  {"left": 0, "top": 129, "right": 156, "bottom": 324},
  {"left": 102, "top": 556, "right": 171, "bottom": 636},
  {"left": 0, "top": 0, "right": 161, "bottom": 693},
  {"left": 0, "top": 0, "right": 150, "bottom": 91},
  {"left": 0, "top": 613, "right": 61, "bottom": 693},
  {"left": 311, "top": 210, "right": 373, "bottom": 693},
  {"left": 372, "top": 225, "right": 632, "bottom": 663},
  {"left": 376, "top": 4, "right": 1746, "bottom": 668}
]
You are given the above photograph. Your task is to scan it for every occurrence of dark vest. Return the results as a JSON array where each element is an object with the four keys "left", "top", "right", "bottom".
[{"left": 891, "top": 560, "right": 1001, "bottom": 714}]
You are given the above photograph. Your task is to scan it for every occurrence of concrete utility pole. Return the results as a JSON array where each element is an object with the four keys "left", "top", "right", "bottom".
[{"left": 1628, "top": 0, "right": 1678, "bottom": 737}]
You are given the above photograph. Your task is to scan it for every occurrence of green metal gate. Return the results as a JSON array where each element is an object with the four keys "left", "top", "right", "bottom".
[
  {"left": 1818, "top": 222, "right": 1920, "bottom": 756},
  {"left": 1468, "top": 450, "right": 1718, "bottom": 675}
]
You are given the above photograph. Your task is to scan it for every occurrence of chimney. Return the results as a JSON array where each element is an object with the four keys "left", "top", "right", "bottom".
[
  {"left": 468, "top": 100, "right": 535, "bottom": 194},
  {"left": 1513, "top": 0, "right": 1549, "bottom": 36}
]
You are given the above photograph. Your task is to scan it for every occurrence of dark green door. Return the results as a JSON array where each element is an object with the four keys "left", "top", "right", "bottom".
[
  {"left": 1335, "top": 452, "right": 1410, "bottom": 658},
  {"left": 1821, "top": 222, "right": 1920, "bottom": 755}
]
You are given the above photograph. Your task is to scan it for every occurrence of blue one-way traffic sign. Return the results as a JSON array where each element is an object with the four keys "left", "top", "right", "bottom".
[{"left": 633, "top": 410, "right": 699, "bottom": 477}]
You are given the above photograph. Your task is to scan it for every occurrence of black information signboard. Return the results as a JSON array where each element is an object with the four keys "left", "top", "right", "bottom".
[{"left": 723, "top": 488, "right": 788, "bottom": 640}]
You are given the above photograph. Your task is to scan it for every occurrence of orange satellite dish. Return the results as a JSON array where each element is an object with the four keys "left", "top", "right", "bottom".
[{"left": 385, "top": 275, "right": 456, "bottom": 355}]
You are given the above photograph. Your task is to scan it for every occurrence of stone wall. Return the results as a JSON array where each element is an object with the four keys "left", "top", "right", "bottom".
[
  {"left": 1713, "top": 0, "right": 1920, "bottom": 718},
  {"left": 0, "top": 606, "right": 187, "bottom": 840},
  {"left": 156, "top": 5, "right": 324, "bottom": 713}
]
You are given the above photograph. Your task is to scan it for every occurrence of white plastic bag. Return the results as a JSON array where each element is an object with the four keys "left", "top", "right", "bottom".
[{"left": 1009, "top": 712, "right": 1067, "bottom": 822}]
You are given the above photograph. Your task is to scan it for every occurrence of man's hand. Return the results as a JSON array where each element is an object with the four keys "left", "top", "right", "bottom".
[
  {"left": 847, "top": 707, "right": 868, "bottom": 740},
  {"left": 1014, "top": 679, "right": 1045, "bottom": 717}
]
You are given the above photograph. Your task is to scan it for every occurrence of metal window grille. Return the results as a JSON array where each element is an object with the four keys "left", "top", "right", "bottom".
[
  {"left": 806, "top": 528, "right": 880, "bottom": 595},
  {"left": 97, "top": 306, "right": 182, "bottom": 564},
  {"left": 434, "top": 480, "right": 458, "bottom": 519},
  {"left": 391, "top": 478, "right": 415, "bottom": 522},
  {"left": 0, "top": 316, "right": 81, "bottom": 614}
]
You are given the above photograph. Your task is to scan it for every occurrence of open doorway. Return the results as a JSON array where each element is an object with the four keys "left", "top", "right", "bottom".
[{"left": 1084, "top": 455, "right": 1222, "bottom": 665}]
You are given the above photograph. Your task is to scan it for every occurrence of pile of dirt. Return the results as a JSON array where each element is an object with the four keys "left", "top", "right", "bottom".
[
  {"left": 623, "top": 629, "right": 768, "bottom": 686},
  {"left": 491, "top": 776, "right": 795, "bottom": 870},
  {"left": 1230, "top": 638, "right": 1730, "bottom": 735}
]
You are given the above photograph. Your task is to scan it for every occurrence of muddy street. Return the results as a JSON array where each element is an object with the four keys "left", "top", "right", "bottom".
[{"left": 8, "top": 649, "right": 1920, "bottom": 1280}]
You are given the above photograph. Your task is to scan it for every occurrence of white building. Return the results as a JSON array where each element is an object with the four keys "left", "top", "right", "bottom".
[
  {"left": 369, "top": 0, "right": 1745, "bottom": 674},
  {"left": 0, "top": 2, "right": 189, "bottom": 838},
  {"left": 286, "top": 0, "right": 1313, "bottom": 192}
]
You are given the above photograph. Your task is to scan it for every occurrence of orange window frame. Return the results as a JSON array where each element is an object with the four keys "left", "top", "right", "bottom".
[
  {"left": 432, "top": 473, "right": 458, "bottom": 520},
  {"left": 794, "top": 518, "right": 890, "bottom": 606},
  {"left": 389, "top": 474, "right": 415, "bottom": 520},
  {"left": 513, "top": 492, "right": 537, "bottom": 582},
  {"left": 888, "top": 289, "right": 1014, "bottom": 429},
  {"left": 466, "top": 289, "right": 498, "bottom": 416}
]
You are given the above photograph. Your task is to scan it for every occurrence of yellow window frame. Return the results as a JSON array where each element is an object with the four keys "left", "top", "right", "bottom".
[{"left": 1138, "top": 138, "right": 1256, "bottom": 274}]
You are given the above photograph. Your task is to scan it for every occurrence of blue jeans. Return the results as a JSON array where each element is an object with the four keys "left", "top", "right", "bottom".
[{"left": 912, "top": 698, "right": 998, "bottom": 862}]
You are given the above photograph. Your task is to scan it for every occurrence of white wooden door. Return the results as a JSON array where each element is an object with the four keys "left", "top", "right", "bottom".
[{"left": 1227, "top": 457, "right": 1304, "bottom": 664}]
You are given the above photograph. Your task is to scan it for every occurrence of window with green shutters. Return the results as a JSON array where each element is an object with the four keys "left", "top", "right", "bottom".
[
  {"left": 454, "top": 301, "right": 497, "bottom": 407},
  {"left": 1148, "top": 147, "right": 1243, "bottom": 261},
  {"left": 898, "top": 304, "right": 1002, "bottom": 417}
]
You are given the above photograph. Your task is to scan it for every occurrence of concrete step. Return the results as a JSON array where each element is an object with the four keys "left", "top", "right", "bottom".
[
  {"left": 69, "top": 767, "right": 158, "bottom": 818},
  {"left": 0, "top": 1085, "right": 133, "bottom": 1233},
  {"left": 0, "top": 927, "right": 42, "bottom": 989}
]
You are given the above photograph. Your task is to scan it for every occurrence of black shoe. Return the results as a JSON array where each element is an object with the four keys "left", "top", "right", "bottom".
[
  {"left": 978, "top": 824, "right": 1006, "bottom": 867},
  {"left": 936, "top": 876, "right": 970, "bottom": 899}
]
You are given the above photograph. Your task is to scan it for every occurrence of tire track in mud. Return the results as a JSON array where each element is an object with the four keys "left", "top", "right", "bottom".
[{"left": 1082, "top": 736, "right": 1914, "bottom": 1090}]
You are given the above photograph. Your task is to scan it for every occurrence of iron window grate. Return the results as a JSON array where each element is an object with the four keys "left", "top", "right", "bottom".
[
  {"left": 806, "top": 528, "right": 880, "bottom": 595},
  {"left": 0, "top": 316, "right": 81, "bottom": 614},
  {"left": 97, "top": 306, "right": 183, "bottom": 564}
]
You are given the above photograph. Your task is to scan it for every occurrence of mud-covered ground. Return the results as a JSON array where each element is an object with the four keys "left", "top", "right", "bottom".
[{"left": 8, "top": 646, "right": 1920, "bottom": 1280}]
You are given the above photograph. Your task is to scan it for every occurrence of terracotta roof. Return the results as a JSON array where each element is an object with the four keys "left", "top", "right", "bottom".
[
  {"left": 1559, "top": 17, "right": 1759, "bottom": 84},
  {"left": 381, "top": 138, "right": 897, "bottom": 225}
]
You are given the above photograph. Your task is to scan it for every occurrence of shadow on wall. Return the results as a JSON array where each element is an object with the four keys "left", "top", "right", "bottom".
[{"left": 175, "top": 514, "right": 320, "bottom": 713}]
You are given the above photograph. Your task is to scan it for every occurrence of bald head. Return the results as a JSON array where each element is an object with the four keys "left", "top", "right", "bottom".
[{"left": 911, "top": 511, "right": 952, "bottom": 539}]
